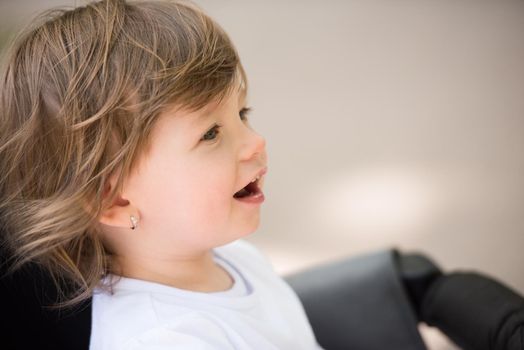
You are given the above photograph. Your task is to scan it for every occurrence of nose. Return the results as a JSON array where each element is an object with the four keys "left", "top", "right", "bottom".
[{"left": 239, "top": 127, "right": 267, "bottom": 162}]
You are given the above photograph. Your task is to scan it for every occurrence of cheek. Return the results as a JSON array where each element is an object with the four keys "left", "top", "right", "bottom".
[
  {"left": 192, "top": 168, "right": 236, "bottom": 207},
  {"left": 141, "top": 161, "right": 235, "bottom": 216},
  {"left": 187, "top": 152, "right": 237, "bottom": 202},
  {"left": 127, "top": 147, "right": 239, "bottom": 235}
]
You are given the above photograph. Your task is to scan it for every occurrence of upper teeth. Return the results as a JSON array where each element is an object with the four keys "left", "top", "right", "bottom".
[{"left": 250, "top": 175, "right": 261, "bottom": 183}]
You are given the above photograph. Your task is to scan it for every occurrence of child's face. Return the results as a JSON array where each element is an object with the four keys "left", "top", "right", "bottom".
[{"left": 119, "top": 82, "right": 267, "bottom": 256}]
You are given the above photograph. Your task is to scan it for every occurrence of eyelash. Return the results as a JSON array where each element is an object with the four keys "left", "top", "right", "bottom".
[{"left": 200, "top": 107, "right": 252, "bottom": 142}]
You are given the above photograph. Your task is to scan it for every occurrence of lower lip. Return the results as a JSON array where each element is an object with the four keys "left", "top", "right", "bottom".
[{"left": 233, "top": 187, "right": 265, "bottom": 204}]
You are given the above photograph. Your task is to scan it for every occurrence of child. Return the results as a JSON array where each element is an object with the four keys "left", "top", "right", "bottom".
[{"left": 0, "top": 0, "right": 323, "bottom": 349}]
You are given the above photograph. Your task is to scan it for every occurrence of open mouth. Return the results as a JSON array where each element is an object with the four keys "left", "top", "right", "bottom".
[{"left": 233, "top": 179, "right": 261, "bottom": 198}]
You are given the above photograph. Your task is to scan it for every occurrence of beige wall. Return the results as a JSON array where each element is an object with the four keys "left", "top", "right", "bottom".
[{"left": 2, "top": 1, "right": 523, "bottom": 348}]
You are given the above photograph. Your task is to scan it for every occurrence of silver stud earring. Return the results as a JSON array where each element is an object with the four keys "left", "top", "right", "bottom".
[{"left": 130, "top": 215, "right": 139, "bottom": 230}]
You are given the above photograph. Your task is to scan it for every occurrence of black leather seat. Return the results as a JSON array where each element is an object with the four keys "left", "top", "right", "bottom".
[
  {"left": 284, "top": 250, "right": 524, "bottom": 350},
  {"left": 284, "top": 249, "right": 433, "bottom": 350}
]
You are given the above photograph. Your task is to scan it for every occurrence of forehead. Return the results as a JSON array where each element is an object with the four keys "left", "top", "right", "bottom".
[{"left": 184, "top": 78, "right": 247, "bottom": 126}]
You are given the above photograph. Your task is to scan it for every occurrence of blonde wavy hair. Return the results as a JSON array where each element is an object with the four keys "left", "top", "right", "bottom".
[{"left": 0, "top": 0, "right": 246, "bottom": 309}]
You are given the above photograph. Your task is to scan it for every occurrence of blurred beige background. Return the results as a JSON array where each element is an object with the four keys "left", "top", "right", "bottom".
[{"left": 1, "top": 1, "right": 523, "bottom": 349}]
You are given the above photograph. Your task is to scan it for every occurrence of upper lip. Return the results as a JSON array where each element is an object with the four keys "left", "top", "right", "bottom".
[{"left": 235, "top": 166, "right": 268, "bottom": 194}]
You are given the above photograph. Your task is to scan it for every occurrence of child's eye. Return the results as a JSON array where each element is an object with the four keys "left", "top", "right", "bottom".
[
  {"left": 239, "top": 106, "right": 251, "bottom": 121},
  {"left": 201, "top": 124, "right": 221, "bottom": 142},
  {"left": 200, "top": 107, "right": 252, "bottom": 142}
]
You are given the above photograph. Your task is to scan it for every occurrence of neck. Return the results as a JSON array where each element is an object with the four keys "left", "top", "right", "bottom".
[{"left": 109, "top": 249, "right": 233, "bottom": 292}]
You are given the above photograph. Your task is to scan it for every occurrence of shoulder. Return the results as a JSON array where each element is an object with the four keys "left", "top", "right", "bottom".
[
  {"left": 91, "top": 288, "right": 161, "bottom": 349},
  {"left": 122, "top": 313, "right": 235, "bottom": 350}
]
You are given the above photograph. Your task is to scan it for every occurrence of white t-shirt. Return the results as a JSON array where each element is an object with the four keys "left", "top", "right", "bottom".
[{"left": 89, "top": 239, "right": 324, "bottom": 350}]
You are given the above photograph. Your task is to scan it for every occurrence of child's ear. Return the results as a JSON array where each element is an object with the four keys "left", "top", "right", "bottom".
[
  {"left": 98, "top": 195, "right": 134, "bottom": 229},
  {"left": 98, "top": 172, "right": 139, "bottom": 229}
]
